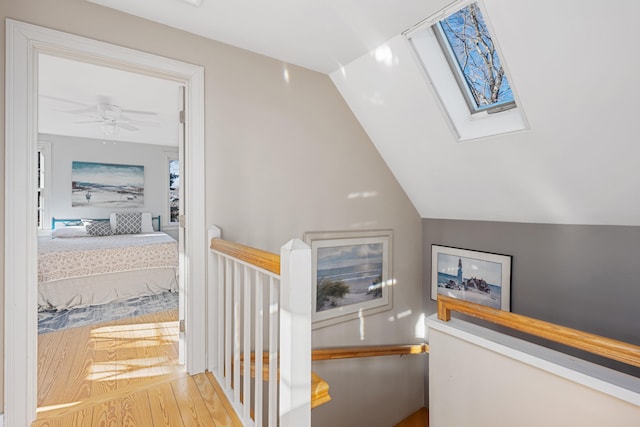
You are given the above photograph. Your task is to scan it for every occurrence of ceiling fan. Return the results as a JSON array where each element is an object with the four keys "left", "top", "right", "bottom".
[{"left": 43, "top": 94, "right": 161, "bottom": 133}]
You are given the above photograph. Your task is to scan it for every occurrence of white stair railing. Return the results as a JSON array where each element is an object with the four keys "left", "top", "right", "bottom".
[{"left": 208, "top": 226, "right": 311, "bottom": 427}]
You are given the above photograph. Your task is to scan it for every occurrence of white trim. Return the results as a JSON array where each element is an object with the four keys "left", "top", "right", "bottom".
[
  {"left": 279, "top": 239, "right": 312, "bottom": 426},
  {"left": 427, "top": 315, "right": 640, "bottom": 406},
  {"left": 5, "top": 19, "right": 207, "bottom": 426}
]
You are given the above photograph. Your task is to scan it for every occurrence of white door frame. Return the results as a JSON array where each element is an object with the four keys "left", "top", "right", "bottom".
[{"left": 5, "top": 20, "right": 207, "bottom": 426}]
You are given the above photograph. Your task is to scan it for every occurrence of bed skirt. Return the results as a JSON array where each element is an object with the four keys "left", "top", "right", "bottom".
[{"left": 38, "top": 267, "right": 178, "bottom": 311}]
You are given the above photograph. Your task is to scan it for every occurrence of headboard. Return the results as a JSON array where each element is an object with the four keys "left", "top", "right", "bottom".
[{"left": 51, "top": 215, "right": 162, "bottom": 231}]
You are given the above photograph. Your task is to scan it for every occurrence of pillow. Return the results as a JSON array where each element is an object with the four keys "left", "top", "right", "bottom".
[
  {"left": 141, "top": 212, "right": 154, "bottom": 233},
  {"left": 109, "top": 213, "right": 117, "bottom": 233},
  {"left": 110, "top": 212, "right": 154, "bottom": 233},
  {"left": 51, "top": 226, "right": 88, "bottom": 238},
  {"left": 85, "top": 221, "right": 113, "bottom": 236},
  {"left": 115, "top": 212, "right": 142, "bottom": 235}
]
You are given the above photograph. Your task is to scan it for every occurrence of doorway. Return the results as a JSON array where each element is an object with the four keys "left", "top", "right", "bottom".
[
  {"left": 5, "top": 20, "right": 207, "bottom": 426},
  {"left": 36, "top": 53, "right": 185, "bottom": 411}
]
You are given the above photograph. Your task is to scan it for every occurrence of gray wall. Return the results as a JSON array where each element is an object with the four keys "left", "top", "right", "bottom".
[
  {"left": 2, "top": 0, "right": 424, "bottom": 422},
  {"left": 422, "top": 218, "right": 640, "bottom": 387}
]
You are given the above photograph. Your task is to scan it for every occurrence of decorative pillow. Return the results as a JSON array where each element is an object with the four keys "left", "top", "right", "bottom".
[
  {"left": 141, "top": 212, "right": 155, "bottom": 233},
  {"left": 85, "top": 221, "right": 113, "bottom": 236},
  {"left": 109, "top": 213, "right": 118, "bottom": 233},
  {"left": 51, "top": 226, "right": 88, "bottom": 238},
  {"left": 115, "top": 212, "right": 142, "bottom": 235},
  {"left": 110, "top": 212, "right": 154, "bottom": 233}
]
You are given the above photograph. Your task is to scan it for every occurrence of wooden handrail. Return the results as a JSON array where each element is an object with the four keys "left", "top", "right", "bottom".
[
  {"left": 211, "top": 238, "right": 280, "bottom": 275},
  {"left": 312, "top": 344, "right": 429, "bottom": 361},
  {"left": 239, "top": 344, "right": 429, "bottom": 368},
  {"left": 240, "top": 345, "right": 429, "bottom": 366},
  {"left": 236, "top": 344, "right": 426, "bottom": 408},
  {"left": 437, "top": 295, "right": 640, "bottom": 368}
]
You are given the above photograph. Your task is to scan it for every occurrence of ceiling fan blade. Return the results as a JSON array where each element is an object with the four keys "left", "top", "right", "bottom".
[
  {"left": 125, "top": 120, "right": 161, "bottom": 128},
  {"left": 119, "top": 113, "right": 161, "bottom": 127},
  {"left": 60, "top": 106, "right": 98, "bottom": 115},
  {"left": 39, "top": 94, "right": 92, "bottom": 107},
  {"left": 73, "top": 120, "right": 103, "bottom": 124},
  {"left": 121, "top": 108, "right": 159, "bottom": 116},
  {"left": 118, "top": 123, "right": 139, "bottom": 131}
]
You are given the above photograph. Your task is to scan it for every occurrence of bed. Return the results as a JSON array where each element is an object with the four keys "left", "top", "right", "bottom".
[{"left": 38, "top": 214, "right": 178, "bottom": 311}]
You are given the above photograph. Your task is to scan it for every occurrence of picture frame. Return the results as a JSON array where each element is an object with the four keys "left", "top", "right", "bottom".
[
  {"left": 431, "top": 245, "right": 511, "bottom": 311},
  {"left": 304, "top": 230, "right": 393, "bottom": 329},
  {"left": 71, "top": 161, "right": 144, "bottom": 207}
]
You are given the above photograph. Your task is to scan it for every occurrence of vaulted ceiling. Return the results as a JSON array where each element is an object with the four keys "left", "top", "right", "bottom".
[
  {"left": 87, "top": 0, "right": 450, "bottom": 74},
  {"left": 84, "top": 0, "right": 640, "bottom": 226}
]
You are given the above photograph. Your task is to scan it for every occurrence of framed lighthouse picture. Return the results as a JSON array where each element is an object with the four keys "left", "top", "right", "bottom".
[{"left": 431, "top": 245, "right": 511, "bottom": 311}]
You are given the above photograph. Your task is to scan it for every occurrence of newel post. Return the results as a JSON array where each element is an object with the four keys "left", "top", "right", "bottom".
[
  {"left": 279, "top": 238, "right": 312, "bottom": 427},
  {"left": 207, "top": 225, "right": 222, "bottom": 374}
]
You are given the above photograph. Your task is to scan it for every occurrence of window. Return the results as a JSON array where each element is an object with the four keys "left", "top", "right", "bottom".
[
  {"left": 37, "top": 142, "right": 52, "bottom": 230},
  {"left": 166, "top": 153, "right": 180, "bottom": 226},
  {"left": 405, "top": 0, "right": 528, "bottom": 141},
  {"left": 435, "top": 3, "right": 514, "bottom": 113}
]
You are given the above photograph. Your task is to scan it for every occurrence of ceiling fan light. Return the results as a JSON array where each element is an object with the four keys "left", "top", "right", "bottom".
[{"left": 102, "top": 122, "right": 118, "bottom": 136}]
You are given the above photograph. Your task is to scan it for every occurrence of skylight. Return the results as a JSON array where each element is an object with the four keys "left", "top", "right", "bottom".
[
  {"left": 436, "top": 3, "right": 514, "bottom": 113},
  {"left": 405, "top": 1, "right": 527, "bottom": 141}
]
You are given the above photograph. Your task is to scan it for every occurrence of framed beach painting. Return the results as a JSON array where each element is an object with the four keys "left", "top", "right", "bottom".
[
  {"left": 71, "top": 161, "right": 144, "bottom": 207},
  {"left": 304, "top": 230, "right": 393, "bottom": 329},
  {"left": 431, "top": 245, "right": 511, "bottom": 311}
]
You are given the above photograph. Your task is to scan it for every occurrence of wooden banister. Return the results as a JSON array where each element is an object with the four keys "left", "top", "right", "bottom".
[
  {"left": 312, "top": 344, "right": 429, "bottom": 361},
  {"left": 437, "top": 295, "right": 640, "bottom": 368},
  {"left": 239, "top": 344, "right": 429, "bottom": 371},
  {"left": 211, "top": 238, "right": 280, "bottom": 275},
  {"left": 240, "top": 344, "right": 429, "bottom": 368},
  {"left": 235, "top": 344, "right": 428, "bottom": 409}
]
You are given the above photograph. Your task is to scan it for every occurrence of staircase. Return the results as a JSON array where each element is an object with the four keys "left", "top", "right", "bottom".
[{"left": 394, "top": 407, "right": 429, "bottom": 427}]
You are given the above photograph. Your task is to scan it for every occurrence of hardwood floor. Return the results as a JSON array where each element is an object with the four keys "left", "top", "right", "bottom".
[
  {"left": 32, "top": 371, "right": 242, "bottom": 426},
  {"left": 34, "top": 310, "right": 243, "bottom": 426}
]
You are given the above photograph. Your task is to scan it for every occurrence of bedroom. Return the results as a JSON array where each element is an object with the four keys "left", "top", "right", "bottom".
[{"left": 35, "top": 53, "right": 185, "bottom": 409}]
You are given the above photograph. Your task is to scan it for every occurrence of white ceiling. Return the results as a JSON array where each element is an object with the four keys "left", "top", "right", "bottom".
[
  {"left": 38, "top": 54, "right": 181, "bottom": 146},
  {"left": 81, "top": 0, "right": 640, "bottom": 226},
  {"left": 87, "top": 0, "right": 449, "bottom": 74}
]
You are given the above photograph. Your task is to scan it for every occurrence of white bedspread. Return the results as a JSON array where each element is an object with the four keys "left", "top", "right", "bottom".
[{"left": 38, "top": 232, "right": 178, "bottom": 284}]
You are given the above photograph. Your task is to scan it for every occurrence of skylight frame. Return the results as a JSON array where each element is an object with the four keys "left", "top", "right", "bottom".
[{"left": 403, "top": 0, "right": 528, "bottom": 141}]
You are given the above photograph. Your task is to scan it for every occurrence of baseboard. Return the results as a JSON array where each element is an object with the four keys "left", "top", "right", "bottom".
[{"left": 0, "top": 412, "right": 4, "bottom": 426}]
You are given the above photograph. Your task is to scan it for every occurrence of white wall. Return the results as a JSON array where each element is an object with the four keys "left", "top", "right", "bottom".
[
  {"left": 331, "top": 1, "right": 640, "bottom": 227},
  {"left": 428, "top": 317, "right": 640, "bottom": 427},
  {"left": 40, "top": 133, "right": 177, "bottom": 237}
]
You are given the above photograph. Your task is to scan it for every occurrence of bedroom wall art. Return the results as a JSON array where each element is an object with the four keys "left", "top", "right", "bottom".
[{"left": 71, "top": 161, "right": 144, "bottom": 207}]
